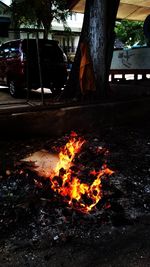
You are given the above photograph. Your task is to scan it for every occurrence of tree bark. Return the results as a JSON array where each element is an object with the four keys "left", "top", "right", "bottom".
[{"left": 65, "top": 0, "right": 120, "bottom": 100}]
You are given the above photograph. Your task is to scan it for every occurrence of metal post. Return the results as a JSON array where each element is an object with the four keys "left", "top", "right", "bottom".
[
  {"left": 26, "top": 32, "right": 30, "bottom": 101},
  {"left": 36, "top": 32, "right": 44, "bottom": 105}
]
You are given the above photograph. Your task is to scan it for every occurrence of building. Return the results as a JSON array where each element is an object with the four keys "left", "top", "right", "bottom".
[
  {"left": 51, "top": 13, "right": 83, "bottom": 60},
  {"left": 0, "top": 0, "right": 12, "bottom": 43}
]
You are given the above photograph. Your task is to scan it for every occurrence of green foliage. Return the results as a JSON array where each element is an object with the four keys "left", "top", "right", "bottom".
[
  {"left": 115, "top": 20, "right": 146, "bottom": 47},
  {"left": 10, "top": 0, "right": 70, "bottom": 38}
]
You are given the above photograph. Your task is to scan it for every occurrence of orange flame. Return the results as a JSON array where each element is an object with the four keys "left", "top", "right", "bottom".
[
  {"left": 54, "top": 132, "right": 85, "bottom": 175},
  {"left": 49, "top": 132, "right": 113, "bottom": 213}
]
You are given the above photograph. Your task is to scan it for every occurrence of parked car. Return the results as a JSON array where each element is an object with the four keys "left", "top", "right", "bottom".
[{"left": 0, "top": 39, "right": 68, "bottom": 97}]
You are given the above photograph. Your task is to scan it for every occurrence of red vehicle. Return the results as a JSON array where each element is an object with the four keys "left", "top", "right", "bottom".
[{"left": 0, "top": 39, "right": 68, "bottom": 97}]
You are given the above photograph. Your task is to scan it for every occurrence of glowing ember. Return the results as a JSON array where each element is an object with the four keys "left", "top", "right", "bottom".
[{"left": 48, "top": 132, "right": 114, "bottom": 213}]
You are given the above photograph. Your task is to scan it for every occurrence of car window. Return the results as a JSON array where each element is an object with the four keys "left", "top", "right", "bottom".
[
  {"left": 0, "top": 43, "right": 20, "bottom": 59},
  {"left": 42, "top": 44, "right": 64, "bottom": 62},
  {"left": 22, "top": 41, "right": 37, "bottom": 62},
  {"left": 0, "top": 48, "right": 4, "bottom": 58},
  {"left": 0, "top": 45, "right": 9, "bottom": 58},
  {"left": 22, "top": 40, "right": 64, "bottom": 63},
  {"left": 9, "top": 47, "right": 21, "bottom": 58},
  {"left": 5, "top": 42, "right": 21, "bottom": 59},
  {"left": 4, "top": 48, "right": 10, "bottom": 58}
]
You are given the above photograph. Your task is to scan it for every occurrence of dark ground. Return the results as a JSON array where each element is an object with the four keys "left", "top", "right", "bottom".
[{"left": 0, "top": 124, "right": 150, "bottom": 267}]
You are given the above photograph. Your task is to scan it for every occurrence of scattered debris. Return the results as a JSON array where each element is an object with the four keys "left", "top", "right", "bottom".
[{"left": 0, "top": 126, "right": 150, "bottom": 266}]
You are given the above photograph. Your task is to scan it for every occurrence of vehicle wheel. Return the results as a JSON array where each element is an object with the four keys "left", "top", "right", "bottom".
[{"left": 9, "top": 80, "right": 19, "bottom": 97}]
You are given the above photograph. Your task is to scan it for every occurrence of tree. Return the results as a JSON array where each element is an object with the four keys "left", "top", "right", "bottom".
[
  {"left": 66, "top": 0, "right": 120, "bottom": 100},
  {"left": 10, "top": 0, "right": 69, "bottom": 39},
  {"left": 115, "top": 20, "right": 146, "bottom": 47}
]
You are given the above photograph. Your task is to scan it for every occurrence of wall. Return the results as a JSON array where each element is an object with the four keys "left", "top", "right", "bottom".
[{"left": 111, "top": 47, "right": 150, "bottom": 70}]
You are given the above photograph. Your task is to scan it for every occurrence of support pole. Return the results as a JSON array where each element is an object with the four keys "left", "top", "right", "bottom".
[
  {"left": 26, "top": 32, "right": 30, "bottom": 102},
  {"left": 36, "top": 32, "right": 44, "bottom": 105}
]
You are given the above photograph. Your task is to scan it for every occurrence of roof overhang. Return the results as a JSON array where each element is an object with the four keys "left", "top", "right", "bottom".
[{"left": 67, "top": 0, "right": 150, "bottom": 21}]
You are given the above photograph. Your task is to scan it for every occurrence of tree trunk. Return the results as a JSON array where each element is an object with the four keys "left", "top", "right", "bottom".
[{"left": 65, "top": 0, "right": 120, "bottom": 100}]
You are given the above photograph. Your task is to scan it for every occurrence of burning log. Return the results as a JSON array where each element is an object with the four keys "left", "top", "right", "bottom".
[
  {"left": 20, "top": 149, "right": 59, "bottom": 177},
  {"left": 20, "top": 132, "right": 114, "bottom": 213}
]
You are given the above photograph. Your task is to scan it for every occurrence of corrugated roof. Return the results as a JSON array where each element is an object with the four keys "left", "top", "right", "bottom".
[{"left": 67, "top": 0, "right": 150, "bottom": 21}]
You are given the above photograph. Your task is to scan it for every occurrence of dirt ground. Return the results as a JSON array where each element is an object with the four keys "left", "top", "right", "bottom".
[{"left": 0, "top": 124, "right": 150, "bottom": 267}]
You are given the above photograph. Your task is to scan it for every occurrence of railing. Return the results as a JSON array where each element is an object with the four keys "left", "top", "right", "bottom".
[
  {"left": 110, "top": 47, "right": 150, "bottom": 82},
  {"left": 109, "top": 69, "right": 150, "bottom": 82}
]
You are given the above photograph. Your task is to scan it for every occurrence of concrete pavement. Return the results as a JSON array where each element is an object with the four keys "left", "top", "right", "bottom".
[{"left": 0, "top": 82, "right": 150, "bottom": 137}]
